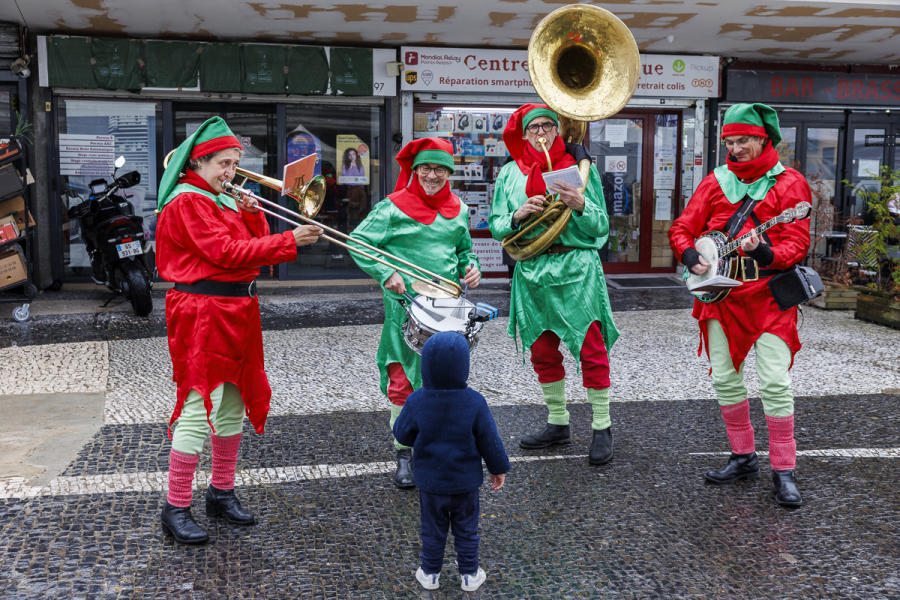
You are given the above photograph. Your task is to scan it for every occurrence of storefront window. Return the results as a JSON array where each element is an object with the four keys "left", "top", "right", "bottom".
[
  {"left": 284, "top": 103, "right": 383, "bottom": 279},
  {"left": 57, "top": 100, "right": 161, "bottom": 279},
  {"left": 777, "top": 127, "right": 798, "bottom": 170},
  {"left": 0, "top": 90, "right": 12, "bottom": 138},
  {"left": 805, "top": 127, "right": 839, "bottom": 201},
  {"left": 591, "top": 118, "right": 644, "bottom": 263}
]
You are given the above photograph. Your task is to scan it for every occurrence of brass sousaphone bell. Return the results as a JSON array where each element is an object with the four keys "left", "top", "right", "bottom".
[{"left": 502, "top": 4, "right": 641, "bottom": 261}]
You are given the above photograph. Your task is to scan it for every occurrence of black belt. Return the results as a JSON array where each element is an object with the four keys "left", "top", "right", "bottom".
[
  {"left": 174, "top": 279, "right": 257, "bottom": 298},
  {"left": 735, "top": 257, "right": 781, "bottom": 282},
  {"left": 545, "top": 245, "right": 578, "bottom": 255}
]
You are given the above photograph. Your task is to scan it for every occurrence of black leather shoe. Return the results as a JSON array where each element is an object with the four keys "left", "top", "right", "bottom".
[
  {"left": 588, "top": 427, "right": 614, "bottom": 465},
  {"left": 161, "top": 502, "right": 209, "bottom": 544},
  {"left": 520, "top": 424, "right": 572, "bottom": 449},
  {"left": 704, "top": 452, "right": 761, "bottom": 484},
  {"left": 772, "top": 470, "right": 803, "bottom": 507},
  {"left": 394, "top": 449, "right": 415, "bottom": 488},
  {"left": 206, "top": 484, "right": 257, "bottom": 525}
]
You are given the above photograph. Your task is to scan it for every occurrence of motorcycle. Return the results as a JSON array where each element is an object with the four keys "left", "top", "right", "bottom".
[{"left": 67, "top": 156, "right": 154, "bottom": 316}]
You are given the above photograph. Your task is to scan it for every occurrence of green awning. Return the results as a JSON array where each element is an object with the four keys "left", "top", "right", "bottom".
[
  {"left": 145, "top": 41, "right": 200, "bottom": 88},
  {"left": 91, "top": 38, "right": 142, "bottom": 92},
  {"left": 241, "top": 44, "right": 287, "bottom": 94},
  {"left": 286, "top": 46, "right": 329, "bottom": 95},
  {"left": 47, "top": 37, "right": 96, "bottom": 88},
  {"left": 329, "top": 48, "right": 373, "bottom": 96},
  {"left": 199, "top": 43, "right": 243, "bottom": 93}
]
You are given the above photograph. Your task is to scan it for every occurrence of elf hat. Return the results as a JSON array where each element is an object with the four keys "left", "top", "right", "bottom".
[
  {"left": 502, "top": 103, "right": 558, "bottom": 163},
  {"left": 721, "top": 103, "right": 782, "bottom": 148},
  {"left": 157, "top": 116, "right": 242, "bottom": 212},
  {"left": 394, "top": 138, "right": 455, "bottom": 192}
]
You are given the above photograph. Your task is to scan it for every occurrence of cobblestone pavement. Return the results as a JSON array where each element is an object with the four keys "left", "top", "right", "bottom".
[{"left": 1, "top": 285, "right": 899, "bottom": 599}]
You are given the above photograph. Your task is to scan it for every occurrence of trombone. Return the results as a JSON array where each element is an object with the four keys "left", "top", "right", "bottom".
[{"left": 162, "top": 151, "right": 463, "bottom": 298}]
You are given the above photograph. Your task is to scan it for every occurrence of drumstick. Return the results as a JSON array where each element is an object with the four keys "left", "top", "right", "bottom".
[{"left": 403, "top": 292, "right": 446, "bottom": 322}]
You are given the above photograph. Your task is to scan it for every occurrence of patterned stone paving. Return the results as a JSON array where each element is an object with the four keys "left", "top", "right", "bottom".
[{"left": 1, "top": 288, "right": 899, "bottom": 599}]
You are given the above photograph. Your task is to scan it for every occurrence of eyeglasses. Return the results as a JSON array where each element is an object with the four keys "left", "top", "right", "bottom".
[
  {"left": 417, "top": 165, "right": 449, "bottom": 176},
  {"left": 723, "top": 137, "right": 758, "bottom": 150},
  {"left": 526, "top": 121, "right": 558, "bottom": 134}
]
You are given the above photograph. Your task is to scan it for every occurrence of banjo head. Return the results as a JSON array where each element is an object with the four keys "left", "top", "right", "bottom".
[{"left": 685, "top": 230, "right": 733, "bottom": 303}]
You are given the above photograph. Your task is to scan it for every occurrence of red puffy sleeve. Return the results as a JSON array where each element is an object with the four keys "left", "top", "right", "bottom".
[{"left": 767, "top": 176, "right": 812, "bottom": 270}]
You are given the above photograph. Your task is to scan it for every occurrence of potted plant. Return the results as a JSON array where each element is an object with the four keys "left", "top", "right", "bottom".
[{"left": 851, "top": 165, "right": 900, "bottom": 328}]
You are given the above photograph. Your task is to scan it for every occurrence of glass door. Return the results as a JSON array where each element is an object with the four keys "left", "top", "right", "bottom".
[{"left": 847, "top": 126, "right": 888, "bottom": 223}]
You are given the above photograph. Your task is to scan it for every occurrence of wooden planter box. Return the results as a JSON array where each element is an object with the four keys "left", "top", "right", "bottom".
[
  {"left": 808, "top": 282, "right": 860, "bottom": 310},
  {"left": 855, "top": 290, "right": 900, "bottom": 330}
]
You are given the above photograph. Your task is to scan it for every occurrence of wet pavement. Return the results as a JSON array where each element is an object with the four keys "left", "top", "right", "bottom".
[{"left": 1, "top": 283, "right": 899, "bottom": 599}]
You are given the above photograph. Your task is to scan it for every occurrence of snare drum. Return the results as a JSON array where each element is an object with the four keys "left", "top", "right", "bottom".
[{"left": 401, "top": 296, "right": 484, "bottom": 355}]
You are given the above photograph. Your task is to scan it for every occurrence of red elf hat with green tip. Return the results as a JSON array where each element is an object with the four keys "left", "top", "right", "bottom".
[
  {"left": 721, "top": 103, "right": 782, "bottom": 147},
  {"left": 393, "top": 137, "right": 455, "bottom": 192}
]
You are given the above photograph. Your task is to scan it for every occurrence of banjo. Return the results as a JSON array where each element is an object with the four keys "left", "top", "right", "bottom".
[{"left": 684, "top": 201, "right": 812, "bottom": 304}]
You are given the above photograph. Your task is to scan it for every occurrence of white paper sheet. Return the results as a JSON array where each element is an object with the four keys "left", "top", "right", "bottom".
[
  {"left": 858, "top": 159, "right": 881, "bottom": 177},
  {"left": 655, "top": 191, "right": 672, "bottom": 221},
  {"left": 542, "top": 165, "right": 584, "bottom": 190}
]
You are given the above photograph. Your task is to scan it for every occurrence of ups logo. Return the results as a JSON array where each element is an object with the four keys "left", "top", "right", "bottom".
[{"left": 405, "top": 71, "right": 418, "bottom": 85}]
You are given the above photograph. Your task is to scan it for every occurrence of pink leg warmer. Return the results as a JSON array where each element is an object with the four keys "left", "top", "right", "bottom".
[
  {"left": 167, "top": 449, "right": 199, "bottom": 507},
  {"left": 210, "top": 433, "right": 242, "bottom": 490},
  {"left": 720, "top": 400, "right": 755, "bottom": 455},
  {"left": 766, "top": 414, "right": 796, "bottom": 471}
]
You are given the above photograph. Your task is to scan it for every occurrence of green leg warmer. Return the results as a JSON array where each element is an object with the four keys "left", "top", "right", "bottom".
[
  {"left": 542, "top": 379, "right": 569, "bottom": 426},
  {"left": 587, "top": 388, "right": 611, "bottom": 431},
  {"left": 389, "top": 403, "right": 410, "bottom": 451}
]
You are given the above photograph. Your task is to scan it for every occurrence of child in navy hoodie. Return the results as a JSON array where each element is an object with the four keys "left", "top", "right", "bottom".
[{"left": 393, "top": 331, "right": 511, "bottom": 593}]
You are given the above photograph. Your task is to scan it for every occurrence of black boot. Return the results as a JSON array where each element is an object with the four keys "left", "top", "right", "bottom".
[
  {"left": 394, "top": 449, "right": 415, "bottom": 488},
  {"left": 161, "top": 502, "right": 209, "bottom": 545},
  {"left": 520, "top": 424, "right": 572, "bottom": 449},
  {"left": 772, "top": 470, "right": 803, "bottom": 507},
  {"left": 704, "top": 452, "right": 761, "bottom": 484},
  {"left": 206, "top": 484, "right": 256, "bottom": 525},
  {"left": 588, "top": 427, "right": 614, "bottom": 465}
]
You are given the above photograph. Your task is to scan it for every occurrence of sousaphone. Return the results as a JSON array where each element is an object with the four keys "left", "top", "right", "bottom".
[{"left": 502, "top": 4, "right": 640, "bottom": 261}]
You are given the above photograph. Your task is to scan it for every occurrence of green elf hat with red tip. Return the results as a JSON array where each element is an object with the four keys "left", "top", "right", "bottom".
[
  {"left": 394, "top": 137, "right": 455, "bottom": 192},
  {"left": 721, "top": 103, "right": 782, "bottom": 147},
  {"left": 157, "top": 116, "right": 242, "bottom": 212}
]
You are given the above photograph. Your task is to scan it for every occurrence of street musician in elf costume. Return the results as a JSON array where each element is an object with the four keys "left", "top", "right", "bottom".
[
  {"left": 349, "top": 138, "right": 481, "bottom": 488},
  {"left": 489, "top": 103, "right": 619, "bottom": 465},
  {"left": 155, "top": 117, "right": 322, "bottom": 544},
  {"left": 669, "top": 103, "right": 811, "bottom": 507}
]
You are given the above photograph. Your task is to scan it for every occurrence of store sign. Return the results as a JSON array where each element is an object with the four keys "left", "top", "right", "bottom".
[
  {"left": 400, "top": 47, "right": 720, "bottom": 98},
  {"left": 727, "top": 70, "right": 900, "bottom": 107},
  {"left": 59, "top": 134, "right": 116, "bottom": 176},
  {"left": 472, "top": 238, "right": 506, "bottom": 273}
]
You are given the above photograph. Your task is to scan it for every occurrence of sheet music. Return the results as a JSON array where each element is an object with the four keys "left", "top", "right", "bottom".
[
  {"left": 542, "top": 165, "right": 584, "bottom": 191},
  {"left": 688, "top": 275, "right": 742, "bottom": 292}
]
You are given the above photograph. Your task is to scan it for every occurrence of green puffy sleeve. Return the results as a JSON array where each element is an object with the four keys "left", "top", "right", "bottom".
[
  {"left": 348, "top": 198, "right": 396, "bottom": 286},
  {"left": 569, "top": 164, "right": 609, "bottom": 246},
  {"left": 455, "top": 225, "right": 480, "bottom": 278},
  {"left": 489, "top": 163, "right": 523, "bottom": 241}
]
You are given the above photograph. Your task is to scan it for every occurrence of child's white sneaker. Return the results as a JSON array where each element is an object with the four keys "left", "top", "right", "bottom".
[
  {"left": 460, "top": 567, "right": 486, "bottom": 592},
  {"left": 416, "top": 567, "right": 440, "bottom": 590}
]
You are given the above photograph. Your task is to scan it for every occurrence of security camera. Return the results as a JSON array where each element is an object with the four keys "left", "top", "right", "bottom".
[{"left": 10, "top": 56, "right": 30, "bottom": 79}]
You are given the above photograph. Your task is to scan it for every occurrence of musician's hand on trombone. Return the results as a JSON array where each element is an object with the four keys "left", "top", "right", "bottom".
[
  {"left": 463, "top": 265, "right": 481, "bottom": 288},
  {"left": 292, "top": 224, "right": 323, "bottom": 247},
  {"left": 740, "top": 230, "right": 760, "bottom": 252},
  {"left": 549, "top": 180, "right": 585, "bottom": 212},
  {"left": 238, "top": 193, "right": 260, "bottom": 214},
  {"left": 513, "top": 195, "right": 546, "bottom": 224},
  {"left": 690, "top": 255, "right": 710, "bottom": 276},
  {"left": 384, "top": 272, "right": 407, "bottom": 295}
]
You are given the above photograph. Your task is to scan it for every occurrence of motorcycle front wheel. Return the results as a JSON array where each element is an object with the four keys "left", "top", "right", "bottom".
[{"left": 117, "top": 260, "right": 153, "bottom": 317}]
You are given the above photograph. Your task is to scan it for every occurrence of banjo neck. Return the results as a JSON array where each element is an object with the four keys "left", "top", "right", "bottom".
[{"left": 719, "top": 216, "right": 780, "bottom": 258}]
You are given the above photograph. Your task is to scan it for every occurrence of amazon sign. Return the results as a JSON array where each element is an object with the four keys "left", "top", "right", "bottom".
[{"left": 727, "top": 70, "right": 900, "bottom": 107}]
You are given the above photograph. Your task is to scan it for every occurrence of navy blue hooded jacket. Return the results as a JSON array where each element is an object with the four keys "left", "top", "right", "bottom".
[{"left": 392, "top": 331, "right": 511, "bottom": 495}]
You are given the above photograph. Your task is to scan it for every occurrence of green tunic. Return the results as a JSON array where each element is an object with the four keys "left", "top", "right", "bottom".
[
  {"left": 349, "top": 197, "right": 480, "bottom": 395},
  {"left": 489, "top": 162, "right": 619, "bottom": 361}
]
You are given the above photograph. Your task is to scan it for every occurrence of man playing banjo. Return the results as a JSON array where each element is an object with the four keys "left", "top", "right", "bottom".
[
  {"left": 349, "top": 138, "right": 481, "bottom": 488},
  {"left": 668, "top": 103, "right": 812, "bottom": 507}
]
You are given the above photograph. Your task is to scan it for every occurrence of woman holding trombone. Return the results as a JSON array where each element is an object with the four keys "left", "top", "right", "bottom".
[
  {"left": 350, "top": 138, "right": 481, "bottom": 488},
  {"left": 155, "top": 117, "right": 322, "bottom": 545}
]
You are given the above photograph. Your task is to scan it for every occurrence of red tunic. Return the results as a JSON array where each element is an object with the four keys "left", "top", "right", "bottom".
[
  {"left": 156, "top": 190, "right": 297, "bottom": 434},
  {"left": 669, "top": 168, "right": 812, "bottom": 372}
]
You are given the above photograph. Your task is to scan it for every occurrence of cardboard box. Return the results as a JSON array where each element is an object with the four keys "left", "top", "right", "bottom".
[
  {"left": 0, "top": 195, "right": 35, "bottom": 229},
  {"left": 0, "top": 245, "right": 27, "bottom": 290},
  {"left": 651, "top": 256, "right": 674, "bottom": 268},
  {"left": 651, "top": 231, "right": 671, "bottom": 246},
  {"left": 652, "top": 219, "right": 673, "bottom": 230},
  {"left": 0, "top": 215, "right": 19, "bottom": 243},
  {"left": 651, "top": 246, "right": 674, "bottom": 258}
]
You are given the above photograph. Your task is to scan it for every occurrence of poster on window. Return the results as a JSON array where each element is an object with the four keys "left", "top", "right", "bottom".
[
  {"left": 337, "top": 135, "right": 369, "bottom": 185},
  {"left": 286, "top": 130, "right": 323, "bottom": 177}
]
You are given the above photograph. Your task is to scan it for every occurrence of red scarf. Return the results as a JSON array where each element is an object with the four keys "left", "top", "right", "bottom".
[
  {"left": 726, "top": 142, "right": 779, "bottom": 183},
  {"left": 388, "top": 174, "right": 460, "bottom": 225},
  {"left": 518, "top": 136, "right": 577, "bottom": 198},
  {"left": 178, "top": 169, "right": 218, "bottom": 196}
]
